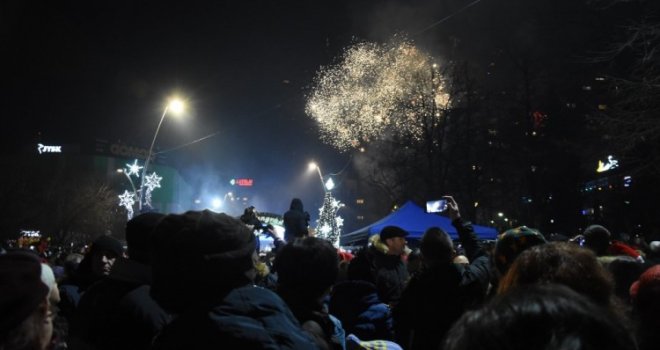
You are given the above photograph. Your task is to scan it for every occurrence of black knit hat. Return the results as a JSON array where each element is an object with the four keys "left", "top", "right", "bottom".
[
  {"left": 380, "top": 226, "right": 409, "bottom": 241},
  {"left": 0, "top": 252, "right": 49, "bottom": 333},
  {"left": 90, "top": 235, "right": 124, "bottom": 257},
  {"left": 150, "top": 210, "right": 257, "bottom": 313}
]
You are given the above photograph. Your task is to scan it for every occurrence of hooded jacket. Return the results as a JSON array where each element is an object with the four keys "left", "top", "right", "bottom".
[
  {"left": 283, "top": 199, "right": 309, "bottom": 242},
  {"left": 151, "top": 285, "right": 319, "bottom": 350},
  {"left": 329, "top": 280, "right": 394, "bottom": 341}
]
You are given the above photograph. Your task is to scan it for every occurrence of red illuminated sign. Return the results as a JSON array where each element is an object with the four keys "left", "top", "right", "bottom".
[{"left": 235, "top": 178, "right": 253, "bottom": 187}]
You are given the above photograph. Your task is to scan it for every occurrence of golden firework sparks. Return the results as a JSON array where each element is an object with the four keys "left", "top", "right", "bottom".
[{"left": 306, "top": 39, "right": 450, "bottom": 151}]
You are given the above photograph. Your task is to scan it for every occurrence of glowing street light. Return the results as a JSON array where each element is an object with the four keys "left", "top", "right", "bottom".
[
  {"left": 138, "top": 97, "right": 186, "bottom": 210},
  {"left": 211, "top": 197, "right": 222, "bottom": 210},
  {"left": 309, "top": 161, "right": 335, "bottom": 191}
]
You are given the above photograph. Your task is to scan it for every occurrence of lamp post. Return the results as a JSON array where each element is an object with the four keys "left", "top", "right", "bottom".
[
  {"left": 308, "top": 161, "right": 335, "bottom": 191},
  {"left": 138, "top": 98, "right": 185, "bottom": 211},
  {"left": 117, "top": 168, "right": 138, "bottom": 198},
  {"left": 308, "top": 162, "right": 325, "bottom": 189}
]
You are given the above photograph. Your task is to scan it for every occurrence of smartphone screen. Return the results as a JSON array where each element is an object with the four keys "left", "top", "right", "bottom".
[{"left": 426, "top": 199, "right": 447, "bottom": 213}]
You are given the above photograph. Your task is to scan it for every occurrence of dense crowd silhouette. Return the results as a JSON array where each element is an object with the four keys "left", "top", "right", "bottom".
[{"left": 2, "top": 196, "right": 658, "bottom": 350}]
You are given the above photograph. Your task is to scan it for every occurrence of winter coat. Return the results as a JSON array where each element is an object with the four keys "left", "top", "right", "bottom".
[
  {"left": 151, "top": 285, "right": 320, "bottom": 350},
  {"left": 278, "top": 289, "right": 345, "bottom": 350},
  {"left": 71, "top": 258, "right": 170, "bottom": 349},
  {"left": 392, "top": 218, "right": 491, "bottom": 350},
  {"left": 283, "top": 199, "right": 309, "bottom": 242},
  {"left": 329, "top": 280, "right": 394, "bottom": 341},
  {"left": 369, "top": 243, "right": 409, "bottom": 306}
]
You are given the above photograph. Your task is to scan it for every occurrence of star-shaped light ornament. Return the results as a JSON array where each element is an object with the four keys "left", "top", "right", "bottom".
[
  {"left": 118, "top": 190, "right": 136, "bottom": 208},
  {"left": 335, "top": 216, "right": 344, "bottom": 228},
  {"left": 118, "top": 190, "right": 136, "bottom": 220},
  {"left": 125, "top": 159, "right": 143, "bottom": 177},
  {"left": 319, "top": 224, "right": 332, "bottom": 236},
  {"left": 144, "top": 172, "right": 162, "bottom": 191}
]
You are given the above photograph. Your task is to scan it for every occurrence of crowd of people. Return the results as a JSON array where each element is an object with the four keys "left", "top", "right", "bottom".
[{"left": 1, "top": 195, "right": 659, "bottom": 350}]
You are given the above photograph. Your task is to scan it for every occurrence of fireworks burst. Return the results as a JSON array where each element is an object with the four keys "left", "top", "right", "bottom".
[{"left": 306, "top": 39, "right": 450, "bottom": 151}]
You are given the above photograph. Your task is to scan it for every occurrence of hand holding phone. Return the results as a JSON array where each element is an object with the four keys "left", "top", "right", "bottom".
[
  {"left": 442, "top": 196, "right": 460, "bottom": 221},
  {"left": 426, "top": 199, "right": 448, "bottom": 213}
]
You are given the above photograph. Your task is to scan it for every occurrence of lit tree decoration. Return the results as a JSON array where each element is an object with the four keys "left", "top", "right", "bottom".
[
  {"left": 305, "top": 38, "right": 451, "bottom": 151},
  {"left": 316, "top": 191, "right": 345, "bottom": 247},
  {"left": 118, "top": 190, "right": 136, "bottom": 220},
  {"left": 143, "top": 172, "right": 162, "bottom": 208},
  {"left": 125, "top": 159, "right": 143, "bottom": 177},
  {"left": 117, "top": 159, "right": 164, "bottom": 217}
]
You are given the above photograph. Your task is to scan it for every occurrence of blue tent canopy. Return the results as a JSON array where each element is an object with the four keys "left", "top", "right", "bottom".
[{"left": 340, "top": 201, "right": 497, "bottom": 246}]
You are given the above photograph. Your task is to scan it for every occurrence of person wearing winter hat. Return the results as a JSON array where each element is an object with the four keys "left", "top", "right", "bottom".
[
  {"left": 582, "top": 224, "right": 644, "bottom": 262},
  {"left": 76, "top": 235, "right": 124, "bottom": 290},
  {"left": 71, "top": 212, "right": 169, "bottom": 350},
  {"left": 630, "top": 264, "right": 660, "bottom": 350},
  {"left": 58, "top": 235, "right": 124, "bottom": 333},
  {"left": 0, "top": 252, "right": 53, "bottom": 350},
  {"left": 493, "top": 226, "right": 546, "bottom": 276},
  {"left": 149, "top": 210, "right": 319, "bottom": 349},
  {"left": 367, "top": 225, "right": 410, "bottom": 306}
]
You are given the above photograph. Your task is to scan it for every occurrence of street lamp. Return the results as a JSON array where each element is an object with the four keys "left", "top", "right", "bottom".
[
  {"left": 308, "top": 161, "right": 333, "bottom": 191},
  {"left": 116, "top": 168, "right": 138, "bottom": 198},
  {"left": 138, "top": 97, "right": 185, "bottom": 210}
]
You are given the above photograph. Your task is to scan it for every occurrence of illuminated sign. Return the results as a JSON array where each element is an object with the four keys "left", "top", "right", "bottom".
[
  {"left": 37, "top": 143, "right": 61, "bottom": 154},
  {"left": 623, "top": 176, "right": 632, "bottom": 188},
  {"left": 230, "top": 178, "right": 254, "bottom": 187},
  {"left": 20, "top": 230, "right": 41, "bottom": 237},
  {"left": 596, "top": 155, "right": 619, "bottom": 173},
  {"left": 109, "top": 143, "right": 154, "bottom": 161}
]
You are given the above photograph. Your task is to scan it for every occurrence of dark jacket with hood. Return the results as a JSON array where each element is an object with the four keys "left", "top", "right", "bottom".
[
  {"left": 151, "top": 285, "right": 319, "bottom": 350},
  {"left": 283, "top": 198, "right": 309, "bottom": 242},
  {"left": 368, "top": 237, "right": 409, "bottom": 306},
  {"left": 329, "top": 280, "right": 393, "bottom": 341},
  {"left": 392, "top": 218, "right": 491, "bottom": 350}
]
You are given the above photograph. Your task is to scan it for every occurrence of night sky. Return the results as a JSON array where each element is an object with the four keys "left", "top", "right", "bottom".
[{"left": 0, "top": 0, "right": 608, "bottom": 216}]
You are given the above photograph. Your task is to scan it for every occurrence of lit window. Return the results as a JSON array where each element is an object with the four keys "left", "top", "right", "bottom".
[
  {"left": 357, "top": 215, "right": 364, "bottom": 220},
  {"left": 356, "top": 199, "right": 365, "bottom": 204}
]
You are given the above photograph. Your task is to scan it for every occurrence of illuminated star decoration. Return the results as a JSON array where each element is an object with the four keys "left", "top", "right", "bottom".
[
  {"left": 335, "top": 216, "right": 344, "bottom": 228},
  {"left": 125, "top": 159, "right": 143, "bottom": 177},
  {"left": 143, "top": 172, "right": 162, "bottom": 208},
  {"left": 118, "top": 190, "right": 136, "bottom": 220},
  {"left": 144, "top": 172, "right": 162, "bottom": 191}
]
